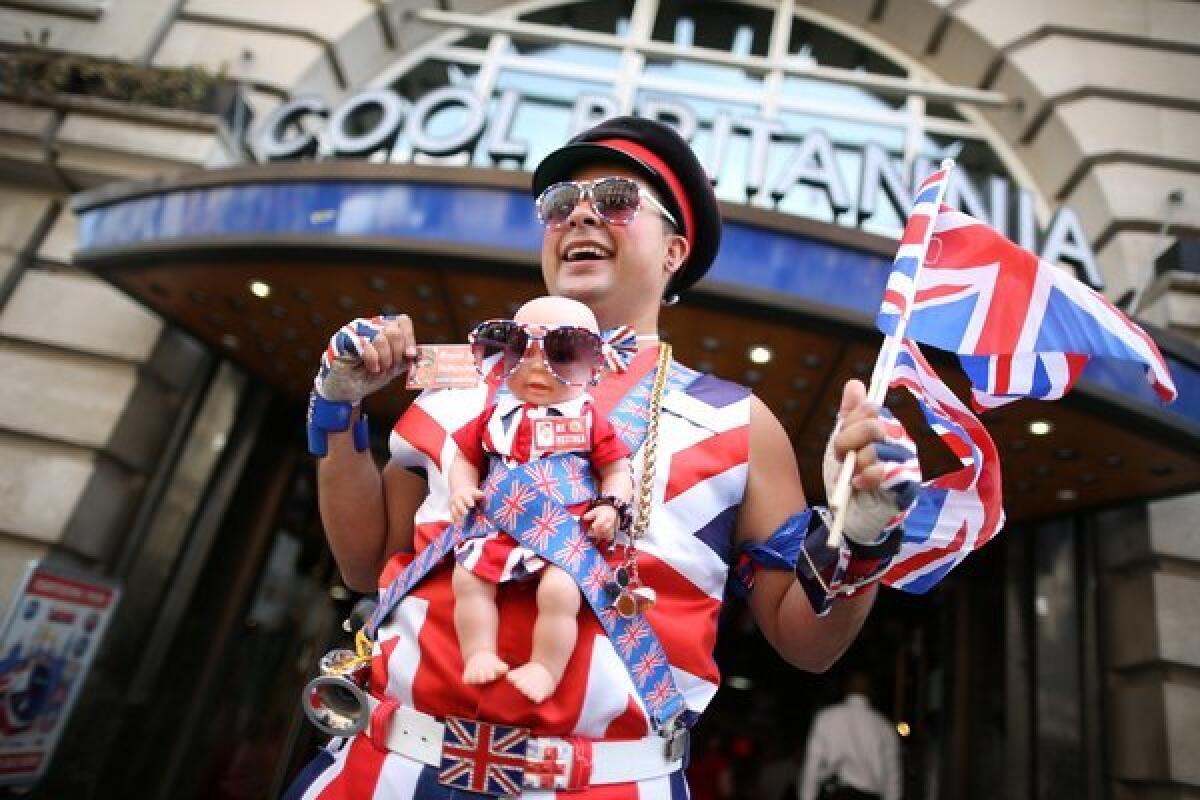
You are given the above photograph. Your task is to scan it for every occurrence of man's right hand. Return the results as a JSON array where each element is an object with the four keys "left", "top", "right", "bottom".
[{"left": 313, "top": 315, "right": 419, "bottom": 404}]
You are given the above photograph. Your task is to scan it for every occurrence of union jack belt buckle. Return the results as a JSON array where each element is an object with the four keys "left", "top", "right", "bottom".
[{"left": 438, "top": 716, "right": 530, "bottom": 796}]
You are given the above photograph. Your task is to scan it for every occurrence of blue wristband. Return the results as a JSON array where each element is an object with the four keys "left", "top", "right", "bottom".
[{"left": 307, "top": 392, "right": 370, "bottom": 457}]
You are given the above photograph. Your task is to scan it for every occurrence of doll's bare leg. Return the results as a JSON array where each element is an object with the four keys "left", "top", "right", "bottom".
[
  {"left": 506, "top": 565, "right": 580, "bottom": 703},
  {"left": 452, "top": 565, "right": 509, "bottom": 684}
]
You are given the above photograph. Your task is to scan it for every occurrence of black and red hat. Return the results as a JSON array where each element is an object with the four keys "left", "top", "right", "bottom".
[{"left": 531, "top": 116, "right": 721, "bottom": 297}]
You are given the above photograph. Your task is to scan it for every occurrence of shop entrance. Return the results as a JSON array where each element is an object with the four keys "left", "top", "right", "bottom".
[
  {"left": 82, "top": 392, "right": 354, "bottom": 800},
  {"left": 693, "top": 537, "right": 1008, "bottom": 800}
]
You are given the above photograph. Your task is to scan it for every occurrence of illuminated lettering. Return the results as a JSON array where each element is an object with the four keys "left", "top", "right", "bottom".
[
  {"left": 769, "top": 128, "right": 851, "bottom": 214},
  {"left": 251, "top": 88, "right": 1104, "bottom": 288}
]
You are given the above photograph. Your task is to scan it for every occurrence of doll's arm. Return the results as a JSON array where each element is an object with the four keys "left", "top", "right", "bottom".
[
  {"left": 448, "top": 454, "right": 485, "bottom": 525},
  {"left": 596, "top": 456, "right": 633, "bottom": 502},
  {"left": 583, "top": 456, "right": 633, "bottom": 541}
]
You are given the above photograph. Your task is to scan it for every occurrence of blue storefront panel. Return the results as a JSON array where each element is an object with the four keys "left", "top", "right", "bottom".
[{"left": 75, "top": 179, "right": 1200, "bottom": 432}]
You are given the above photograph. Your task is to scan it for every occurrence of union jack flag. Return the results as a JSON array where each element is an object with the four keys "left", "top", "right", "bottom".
[
  {"left": 878, "top": 206, "right": 1177, "bottom": 410},
  {"left": 878, "top": 166, "right": 953, "bottom": 322},
  {"left": 625, "top": 401, "right": 654, "bottom": 422},
  {"left": 482, "top": 469, "right": 505, "bottom": 498},
  {"left": 882, "top": 341, "right": 1005, "bottom": 593},
  {"left": 438, "top": 717, "right": 530, "bottom": 796}
]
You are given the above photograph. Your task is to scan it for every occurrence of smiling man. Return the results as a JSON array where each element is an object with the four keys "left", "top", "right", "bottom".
[{"left": 291, "top": 116, "right": 920, "bottom": 800}]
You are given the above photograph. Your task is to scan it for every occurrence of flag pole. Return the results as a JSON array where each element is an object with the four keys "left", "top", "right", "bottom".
[{"left": 827, "top": 158, "right": 956, "bottom": 549}]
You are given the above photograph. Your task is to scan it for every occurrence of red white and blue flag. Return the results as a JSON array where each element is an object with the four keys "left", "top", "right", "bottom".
[
  {"left": 882, "top": 341, "right": 1005, "bottom": 593},
  {"left": 438, "top": 716, "right": 530, "bottom": 796},
  {"left": 877, "top": 206, "right": 1178, "bottom": 410},
  {"left": 878, "top": 166, "right": 954, "bottom": 324},
  {"left": 869, "top": 165, "right": 1176, "bottom": 593}
]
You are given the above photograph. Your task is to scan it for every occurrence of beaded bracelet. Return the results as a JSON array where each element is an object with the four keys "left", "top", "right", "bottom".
[{"left": 588, "top": 494, "right": 633, "bottom": 535}]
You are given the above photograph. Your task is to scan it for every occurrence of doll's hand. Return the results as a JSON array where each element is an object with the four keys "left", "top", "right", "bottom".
[
  {"left": 583, "top": 505, "right": 619, "bottom": 542},
  {"left": 450, "top": 488, "right": 485, "bottom": 525}
]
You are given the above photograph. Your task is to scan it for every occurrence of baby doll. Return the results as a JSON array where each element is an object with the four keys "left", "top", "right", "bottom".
[{"left": 448, "top": 296, "right": 634, "bottom": 703}]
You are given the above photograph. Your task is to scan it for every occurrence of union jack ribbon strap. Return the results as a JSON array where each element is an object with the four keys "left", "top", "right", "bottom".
[
  {"left": 600, "top": 325, "right": 638, "bottom": 373},
  {"left": 482, "top": 459, "right": 686, "bottom": 727}
]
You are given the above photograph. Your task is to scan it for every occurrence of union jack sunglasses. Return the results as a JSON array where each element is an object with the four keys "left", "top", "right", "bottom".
[{"left": 468, "top": 319, "right": 606, "bottom": 387}]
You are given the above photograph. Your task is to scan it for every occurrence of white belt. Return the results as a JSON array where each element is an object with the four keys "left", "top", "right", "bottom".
[{"left": 364, "top": 697, "right": 686, "bottom": 792}]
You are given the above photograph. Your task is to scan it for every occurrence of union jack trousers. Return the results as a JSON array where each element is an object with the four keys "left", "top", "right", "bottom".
[{"left": 287, "top": 347, "right": 752, "bottom": 799}]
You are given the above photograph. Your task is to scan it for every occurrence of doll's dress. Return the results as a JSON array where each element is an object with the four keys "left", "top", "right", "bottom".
[{"left": 451, "top": 391, "right": 629, "bottom": 583}]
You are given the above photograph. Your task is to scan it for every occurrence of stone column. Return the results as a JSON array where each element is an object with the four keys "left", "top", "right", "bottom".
[
  {"left": 1094, "top": 253, "right": 1200, "bottom": 799},
  {"left": 1097, "top": 496, "right": 1200, "bottom": 799}
]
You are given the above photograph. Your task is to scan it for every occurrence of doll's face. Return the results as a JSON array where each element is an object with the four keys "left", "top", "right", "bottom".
[
  {"left": 505, "top": 341, "right": 587, "bottom": 406},
  {"left": 504, "top": 296, "right": 600, "bottom": 406}
]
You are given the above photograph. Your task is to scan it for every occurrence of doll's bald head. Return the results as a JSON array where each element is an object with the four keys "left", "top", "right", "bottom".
[{"left": 514, "top": 296, "right": 600, "bottom": 333}]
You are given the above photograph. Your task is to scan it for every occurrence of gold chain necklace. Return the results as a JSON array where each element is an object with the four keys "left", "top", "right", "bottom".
[
  {"left": 608, "top": 344, "right": 672, "bottom": 618},
  {"left": 632, "top": 343, "right": 671, "bottom": 540}
]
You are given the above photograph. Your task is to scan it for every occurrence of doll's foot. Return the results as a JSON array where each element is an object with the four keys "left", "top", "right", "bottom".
[
  {"left": 462, "top": 652, "right": 509, "bottom": 684},
  {"left": 506, "top": 662, "right": 558, "bottom": 703}
]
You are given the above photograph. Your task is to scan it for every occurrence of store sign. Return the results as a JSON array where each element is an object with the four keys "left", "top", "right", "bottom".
[
  {"left": 254, "top": 87, "right": 1103, "bottom": 288},
  {"left": 0, "top": 563, "right": 119, "bottom": 786}
]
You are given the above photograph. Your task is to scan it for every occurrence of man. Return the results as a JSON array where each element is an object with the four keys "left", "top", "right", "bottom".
[
  {"left": 291, "top": 117, "right": 918, "bottom": 799},
  {"left": 799, "top": 672, "right": 902, "bottom": 800}
]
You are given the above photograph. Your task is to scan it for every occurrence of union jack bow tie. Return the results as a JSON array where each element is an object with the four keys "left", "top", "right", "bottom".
[{"left": 600, "top": 326, "right": 637, "bottom": 373}]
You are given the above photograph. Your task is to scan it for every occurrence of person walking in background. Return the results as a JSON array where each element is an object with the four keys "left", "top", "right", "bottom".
[{"left": 800, "top": 671, "right": 901, "bottom": 800}]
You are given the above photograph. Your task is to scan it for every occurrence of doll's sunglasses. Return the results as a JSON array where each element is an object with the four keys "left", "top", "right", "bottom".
[
  {"left": 535, "top": 177, "right": 679, "bottom": 230},
  {"left": 468, "top": 319, "right": 605, "bottom": 386}
]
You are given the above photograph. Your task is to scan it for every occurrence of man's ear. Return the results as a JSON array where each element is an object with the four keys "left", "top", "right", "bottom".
[{"left": 664, "top": 233, "right": 689, "bottom": 276}]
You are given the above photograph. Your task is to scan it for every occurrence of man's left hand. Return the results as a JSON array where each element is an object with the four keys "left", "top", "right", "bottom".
[{"left": 823, "top": 380, "right": 921, "bottom": 544}]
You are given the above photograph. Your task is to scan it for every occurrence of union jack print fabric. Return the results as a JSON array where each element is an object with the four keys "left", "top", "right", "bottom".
[
  {"left": 312, "top": 314, "right": 402, "bottom": 403},
  {"left": 872, "top": 406, "right": 922, "bottom": 529},
  {"left": 317, "top": 316, "right": 395, "bottom": 382},
  {"left": 877, "top": 165, "right": 953, "bottom": 323},
  {"left": 877, "top": 206, "right": 1177, "bottom": 410},
  {"left": 882, "top": 341, "right": 1005, "bottom": 593},
  {"left": 291, "top": 347, "right": 749, "bottom": 799}
]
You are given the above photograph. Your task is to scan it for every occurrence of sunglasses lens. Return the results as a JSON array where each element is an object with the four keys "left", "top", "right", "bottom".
[
  {"left": 471, "top": 321, "right": 526, "bottom": 377},
  {"left": 537, "top": 183, "right": 583, "bottom": 227},
  {"left": 591, "top": 178, "right": 641, "bottom": 225},
  {"left": 543, "top": 327, "right": 601, "bottom": 385}
]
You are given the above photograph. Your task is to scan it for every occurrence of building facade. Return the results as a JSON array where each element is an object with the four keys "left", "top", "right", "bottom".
[{"left": 0, "top": 1, "right": 1197, "bottom": 797}]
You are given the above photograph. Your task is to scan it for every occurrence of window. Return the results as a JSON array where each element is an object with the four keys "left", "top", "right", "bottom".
[{"left": 363, "top": 0, "right": 1025, "bottom": 235}]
